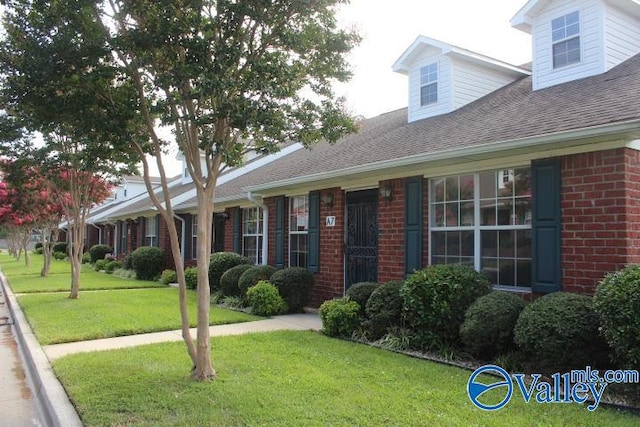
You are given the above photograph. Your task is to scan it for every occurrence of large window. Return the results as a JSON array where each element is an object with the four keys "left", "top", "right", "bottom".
[
  {"left": 145, "top": 216, "right": 157, "bottom": 247},
  {"left": 430, "top": 168, "right": 532, "bottom": 289},
  {"left": 420, "top": 63, "right": 438, "bottom": 106},
  {"left": 289, "top": 196, "right": 309, "bottom": 268},
  {"left": 191, "top": 214, "right": 198, "bottom": 259},
  {"left": 242, "top": 207, "right": 263, "bottom": 264},
  {"left": 552, "top": 11, "right": 580, "bottom": 68}
]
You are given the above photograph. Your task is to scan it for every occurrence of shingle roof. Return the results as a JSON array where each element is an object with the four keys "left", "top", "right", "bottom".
[{"left": 208, "top": 52, "right": 640, "bottom": 203}]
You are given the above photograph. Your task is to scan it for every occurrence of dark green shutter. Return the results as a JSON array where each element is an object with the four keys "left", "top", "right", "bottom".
[
  {"left": 155, "top": 215, "right": 160, "bottom": 248},
  {"left": 532, "top": 159, "right": 562, "bottom": 293},
  {"left": 275, "top": 197, "right": 285, "bottom": 268},
  {"left": 405, "top": 177, "right": 423, "bottom": 275},
  {"left": 233, "top": 208, "right": 242, "bottom": 254},
  {"left": 308, "top": 191, "right": 320, "bottom": 273},
  {"left": 185, "top": 214, "right": 193, "bottom": 262}
]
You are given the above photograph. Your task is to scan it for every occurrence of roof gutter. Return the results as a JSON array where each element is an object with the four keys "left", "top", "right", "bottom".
[
  {"left": 247, "top": 191, "right": 268, "bottom": 266},
  {"left": 245, "top": 119, "right": 640, "bottom": 193}
]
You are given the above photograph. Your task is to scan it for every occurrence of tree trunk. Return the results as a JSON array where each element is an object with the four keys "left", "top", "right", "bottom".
[
  {"left": 68, "top": 225, "right": 84, "bottom": 299},
  {"left": 193, "top": 200, "right": 216, "bottom": 380}
]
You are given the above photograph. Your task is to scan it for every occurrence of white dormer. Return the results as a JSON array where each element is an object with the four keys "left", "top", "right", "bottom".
[
  {"left": 512, "top": 0, "right": 640, "bottom": 90},
  {"left": 392, "top": 37, "right": 530, "bottom": 123},
  {"left": 113, "top": 176, "right": 151, "bottom": 201}
]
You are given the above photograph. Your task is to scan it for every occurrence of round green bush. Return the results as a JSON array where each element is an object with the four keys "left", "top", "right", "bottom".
[
  {"left": 345, "top": 282, "right": 379, "bottom": 317},
  {"left": 594, "top": 265, "right": 640, "bottom": 368},
  {"left": 514, "top": 292, "right": 610, "bottom": 372},
  {"left": 401, "top": 264, "right": 491, "bottom": 349},
  {"left": 123, "top": 254, "right": 133, "bottom": 270},
  {"left": 89, "top": 244, "right": 112, "bottom": 263},
  {"left": 81, "top": 252, "right": 91, "bottom": 264},
  {"left": 33, "top": 247, "right": 43, "bottom": 255},
  {"left": 53, "top": 251, "right": 66, "bottom": 260},
  {"left": 104, "top": 260, "right": 123, "bottom": 274},
  {"left": 220, "top": 264, "right": 253, "bottom": 296},
  {"left": 364, "top": 281, "right": 404, "bottom": 340},
  {"left": 238, "top": 265, "right": 278, "bottom": 297},
  {"left": 319, "top": 297, "right": 361, "bottom": 338},
  {"left": 130, "top": 246, "right": 165, "bottom": 281},
  {"left": 460, "top": 291, "right": 526, "bottom": 359},
  {"left": 269, "top": 267, "right": 314, "bottom": 313},
  {"left": 246, "top": 281, "right": 288, "bottom": 316},
  {"left": 35, "top": 242, "right": 43, "bottom": 250},
  {"left": 53, "top": 242, "right": 68, "bottom": 254},
  {"left": 161, "top": 269, "right": 178, "bottom": 285},
  {"left": 185, "top": 267, "right": 198, "bottom": 290},
  {"left": 208, "top": 252, "right": 251, "bottom": 291},
  {"left": 95, "top": 259, "right": 107, "bottom": 271}
]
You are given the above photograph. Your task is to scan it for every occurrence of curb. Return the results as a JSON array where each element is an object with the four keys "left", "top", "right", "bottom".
[{"left": 0, "top": 272, "right": 83, "bottom": 427}]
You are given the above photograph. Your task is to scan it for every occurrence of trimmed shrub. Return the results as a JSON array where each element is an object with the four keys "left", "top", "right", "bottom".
[
  {"left": 594, "top": 265, "right": 640, "bottom": 368},
  {"left": 185, "top": 267, "right": 198, "bottom": 290},
  {"left": 208, "top": 252, "right": 251, "bottom": 291},
  {"left": 401, "top": 264, "right": 491, "bottom": 349},
  {"left": 246, "top": 281, "right": 288, "bottom": 316},
  {"left": 460, "top": 291, "right": 526, "bottom": 359},
  {"left": 95, "top": 259, "right": 107, "bottom": 271},
  {"left": 364, "top": 281, "right": 404, "bottom": 340},
  {"left": 123, "top": 254, "right": 133, "bottom": 270},
  {"left": 319, "top": 297, "right": 361, "bottom": 338},
  {"left": 161, "top": 269, "right": 178, "bottom": 285},
  {"left": 269, "top": 267, "right": 314, "bottom": 313},
  {"left": 220, "top": 264, "right": 253, "bottom": 296},
  {"left": 88, "top": 244, "right": 112, "bottom": 263},
  {"left": 514, "top": 292, "right": 610, "bottom": 372},
  {"left": 53, "top": 251, "right": 66, "bottom": 260},
  {"left": 81, "top": 252, "right": 91, "bottom": 264},
  {"left": 345, "top": 282, "right": 379, "bottom": 317},
  {"left": 33, "top": 247, "right": 43, "bottom": 255},
  {"left": 53, "top": 242, "right": 68, "bottom": 254},
  {"left": 104, "top": 260, "right": 123, "bottom": 274},
  {"left": 238, "top": 265, "right": 278, "bottom": 297},
  {"left": 130, "top": 246, "right": 165, "bottom": 281},
  {"left": 35, "top": 242, "right": 43, "bottom": 250}
]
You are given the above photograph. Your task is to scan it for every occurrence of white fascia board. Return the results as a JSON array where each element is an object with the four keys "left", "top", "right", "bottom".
[
  {"left": 245, "top": 120, "right": 640, "bottom": 193},
  {"left": 447, "top": 48, "right": 531, "bottom": 76},
  {"left": 510, "top": 0, "right": 540, "bottom": 33},
  {"left": 392, "top": 36, "right": 449, "bottom": 74}
]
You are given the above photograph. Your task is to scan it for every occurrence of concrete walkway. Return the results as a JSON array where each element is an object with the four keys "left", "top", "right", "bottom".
[{"left": 1, "top": 271, "right": 323, "bottom": 426}]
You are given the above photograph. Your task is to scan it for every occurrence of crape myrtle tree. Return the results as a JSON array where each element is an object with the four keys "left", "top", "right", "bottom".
[
  {"left": 98, "top": 0, "right": 361, "bottom": 380},
  {"left": 0, "top": 179, "right": 36, "bottom": 265},
  {"left": 0, "top": 0, "right": 144, "bottom": 298}
]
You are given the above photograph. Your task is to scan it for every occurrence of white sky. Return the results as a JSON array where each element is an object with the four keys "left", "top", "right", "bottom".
[{"left": 334, "top": 0, "right": 532, "bottom": 118}]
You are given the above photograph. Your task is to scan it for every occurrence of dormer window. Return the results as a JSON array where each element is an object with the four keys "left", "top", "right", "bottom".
[
  {"left": 552, "top": 11, "right": 580, "bottom": 69},
  {"left": 420, "top": 63, "right": 438, "bottom": 106}
]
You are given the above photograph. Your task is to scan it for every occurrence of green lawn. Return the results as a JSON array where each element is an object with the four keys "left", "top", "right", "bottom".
[
  {"left": 18, "top": 288, "right": 261, "bottom": 344},
  {"left": 0, "top": 253, "right": 165, "bottom": 293},
  {"left": 53, "top": 330, "right": 639, "bottom": 427}
]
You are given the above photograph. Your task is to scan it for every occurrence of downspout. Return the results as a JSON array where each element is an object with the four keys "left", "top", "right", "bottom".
[
  {"left": 247, "top": 191, "right": 268, "bottom": 265},
  {"left": 90, "top": 223, "right": 103, "bottom": 245},
  {"left": 173, "top": 214, "right": 186, "bottom": 265}
]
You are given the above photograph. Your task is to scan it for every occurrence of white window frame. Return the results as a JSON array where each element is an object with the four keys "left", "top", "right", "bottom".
[
  {"left": 191, "top": 214, "right": 198, "bottom": 260},
  {"left": 429, "top": 168, "right": 532, "bottom": 290},
  {"left": 289, "top": 195, "right": 309, "bottom": 268},
  {"left": 551, "top": 11, "right": 581, "bottom": 69},
  {"left": 242, "top": 207, "right": 263, "bottom": 265},
  {"left": 145, "top": 216, "right": 157, "bottom": 247},
  {"left": 420, "top": 62, "right": 438, "bottom": 106}
]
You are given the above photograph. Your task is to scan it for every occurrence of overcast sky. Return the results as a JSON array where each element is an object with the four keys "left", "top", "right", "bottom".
[{"left": 334, "top": 0, "right": 532, "bottom": 118}]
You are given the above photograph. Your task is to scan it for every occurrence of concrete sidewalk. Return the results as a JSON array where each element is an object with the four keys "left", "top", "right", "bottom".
[
  {"left": 1, "top": 270, "right": 323, "bottom": 426},
  {"left": 44, "top": 313, "right": 322, "bottom": 361}
]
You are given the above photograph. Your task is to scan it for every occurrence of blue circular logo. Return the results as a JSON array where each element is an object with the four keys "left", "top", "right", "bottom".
[{"left": 467, "top": 365, "right": 513, "bottom": 411}]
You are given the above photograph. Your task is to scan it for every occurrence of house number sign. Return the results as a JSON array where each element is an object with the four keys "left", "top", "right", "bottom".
[{"left": 326, "top": 216, "right": 336, "bottom": 227}]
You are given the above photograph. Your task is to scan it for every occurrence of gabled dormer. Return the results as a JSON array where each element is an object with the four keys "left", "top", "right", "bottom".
[
  {"left": 113, "top": 176, "right": 153, "bottom": 201},
  {"left": 392, "top": 37, "right": 530, "bottom": 123},
  {"left": 512, "top": 0, "right": 640, "bottom": 90}
]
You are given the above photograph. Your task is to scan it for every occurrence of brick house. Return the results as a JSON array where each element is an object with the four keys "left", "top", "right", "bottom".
[{"left": 86, "top": 0, "right": 640, "bottom": 307}]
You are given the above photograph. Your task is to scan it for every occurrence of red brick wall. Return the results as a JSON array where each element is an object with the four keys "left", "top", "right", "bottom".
[
  {"left": 560, "top": 148, "right": 634, "bottom": 294},
  {"left": 157, "top": 215, "right": 177, "bottom": 270},
  {"left": 223, "top": 208, "right": 236, "bottom": 253},
  {"left": 312, "top": 187, "right": 346, "bottom": 306},
  {"left": 377, "top": 179, "right": 406, "bottom": 282},
  {"left": 85, "top": 225, "right": 100, "bottom": 249}
]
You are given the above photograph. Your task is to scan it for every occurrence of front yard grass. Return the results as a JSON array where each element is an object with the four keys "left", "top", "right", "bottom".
[
  {"left": 18, "top": 288, "right": 261, "bottom": 344},
  {"left": 53, "top": 330, "right": 639, "bottom": 427}
]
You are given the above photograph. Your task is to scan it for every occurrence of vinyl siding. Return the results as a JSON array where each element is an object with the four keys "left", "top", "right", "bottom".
[
  {"left": 408, "top": 55, "right": 452, "bottom": 123},
  {"left": 531, "top": 0, "right": 604, "bottom": 90},
  {"left": 451, "top": 59, "right": 519, "bottom": 110},
  {"left": 604, "top": 3, "right": 640, "bottom": 71}
]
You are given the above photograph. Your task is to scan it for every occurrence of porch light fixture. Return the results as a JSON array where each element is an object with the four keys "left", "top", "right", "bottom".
[
  {"left": 380, "top": 184, "right": 393, "bottom": 201},
  {"left": 321, "top": 192, "right": 334, "bottom": 207},
  {"left": 218, "top": 212, "right": 230, "bottom": 220}
]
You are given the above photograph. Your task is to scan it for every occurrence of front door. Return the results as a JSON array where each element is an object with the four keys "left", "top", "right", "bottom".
[{"left": 345, "top": 190, "right": 378, "bottom": 290}]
